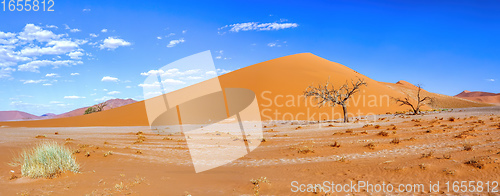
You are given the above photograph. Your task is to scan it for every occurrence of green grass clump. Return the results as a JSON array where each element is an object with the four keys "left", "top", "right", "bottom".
[{"left": 13, "top": 141, "right": 79, "bottom": 178}]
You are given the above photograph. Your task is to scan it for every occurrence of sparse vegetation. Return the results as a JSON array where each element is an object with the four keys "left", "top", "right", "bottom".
[
  {"left": 390, "top": 138, "right": 400, "bottom": 144},
  {"left": 84, "top": 102, "right": 108, "bottom": 115},
  {"left": 377, "top": 131, "right": 389, "bottom": 137},
  {"left": 374, "top": 125, "right": 380, "bottom": 129},
  {"left": 421, "top": 151, "right": 434, "bottom": 158},
  {"left": 250, "top": 177, "right": 270, "bottom": 196},
  {"left": 365, "top": 142, "right": 376, "bottom": 150},
  {"left": 464, "top": 157, "right": 484, "bottom": 169},
  {"left": 11, "top": 141, "right": 79, "bottom": 178},
  {"left": 304, "top": 77, "right": 367, "bottom": 123},
  {"left": 329, "top": 141, "right": 341, "bottom": 148},
  {"left": 463, "top": 143, "right": 473, "bottom": 151}
]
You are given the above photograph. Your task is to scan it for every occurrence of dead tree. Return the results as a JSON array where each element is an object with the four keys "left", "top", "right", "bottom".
[
  {"left": 95, "top": 102, "right": 108, "bottom": 112},
  {"left": 304, "top": 78, "right": 367, "bottom": 123},
  {"left": 392, "top": 85, "right": 431, "bottom": 115}
]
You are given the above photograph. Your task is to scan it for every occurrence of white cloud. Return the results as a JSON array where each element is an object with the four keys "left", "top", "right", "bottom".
[
  {"left": 182, "top": 30, "right": 187, "bottom": 34},
  {"left": 101, "top": 29, "right": 108, "bottom": 33},
  {"left": 156, "top": 36, "right": 162, "bottom": 40},
  {"left": 22, "top": 79, "right": 47, "bottom": 84},
  {"left": 20, "top": 40, "right": 80, "bottom": 56},
  {"left": 70, "top": 72, "right": 79, "bottom": 76},
  {"left": 64, "top": 95, "right": 86, "bottom": 99},
  {"left": 0, "top": 67, "right": 16, "bottom": 78},
  {"left": 107, "top": 91, "right": 120, "bottom": 95},
  {"left": 42, "top": 83, "right": 52, "bottom": 86},
  {"left": 487, "top": 79, "right": 495, "bottom": 82},
  {"left": 165, "top": 33, "right": 175, "bottom": 38},
  {"left": 99, "top": 37, "right": 131, "bottom": 50},
  {"left": 18, "top": 60, "right": 83, "bottom": 72},
  {"left": 45, "top": 25, "right": 58, "bottom": 29},
  {"left": 125, "top": 86, "right": 131, "bottom": 88},
  {"left": 167, "top": 38, "right": 185, "bottom": 48},
  {"left": 82, "top": 8, "right": 91, "bottom": 12},
  {"left": 70, "top": 28, "right": 81, "bottom": 33},
  {"left": 206, "top": 71, "right": 217, "bottom": 75},
  {"left": 217, "top": 68, "right": 231, "bottom": 74},
  {"left": 18, "top": 24, "right": 63, "bottom": 42},
  {"left": 90, "top": 33, "right": 98, "bottom": 38},
  {"left": 68, "top": 50, "right": 84, "bottom": 59},
  {"left": 95, "top": 96, "right": 114, "bottom": 102},
  {"left": 45, "top": 73, "right": 58, "bottom": 77},
  {"left": 140, "top": 68, "right": 199, "bottom": 77},
  {"left": 219, "top": 22, "right": 298, "bottom": 33},
  {"left": 101, "top": 76, "right": 119, "bottom": 82},
  {"left": 138, "top": 82, "right": 160, "bottom": 88}
]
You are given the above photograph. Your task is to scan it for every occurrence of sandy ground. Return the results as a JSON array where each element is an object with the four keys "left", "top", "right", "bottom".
[{"left": 1, "top": 106, "right": 500, "bottom": 195}]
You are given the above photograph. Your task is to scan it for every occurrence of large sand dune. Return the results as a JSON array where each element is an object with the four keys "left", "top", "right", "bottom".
[{"left": 0, "top": 53, "right": 465, "bottom": 127}]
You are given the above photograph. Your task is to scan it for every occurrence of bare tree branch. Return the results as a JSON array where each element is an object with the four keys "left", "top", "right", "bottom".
[
  {"left": 304, "top": 77, "right": 367, "bottom": 123},
  {"left": 392, "top": 84, "right": 432, "bottom": 115}
]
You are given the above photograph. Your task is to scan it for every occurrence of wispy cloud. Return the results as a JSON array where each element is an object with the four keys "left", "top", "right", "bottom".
[
  {"left": 101, "top": 29, "right": 108, "bottom": 33},
  {"left": 99, "top": 37, "right": 131, "bottom": 50},
  {"left": 101, "top": 76, "right": 119, "bottom": 82},
  {"left": 64, "top": 95, "right": 86, "bottom": 99},
  {"left": 70, "top": 73, "right": 80, "bottom": 76},
  {"left": 22, "top": 79, "right": 47, "bottom": 84},
  {"left": 219, "top": 22, "right": 298, "bottom": 34},
  {"left": 107, "top": 91, "right": 120, "bottom": 95},
  {"left": 45, "top": 73, "right": 59, "bottom": 77},
  {"left": 167, "top": 38, "right": 185, "bottom": 48},
  {"left": 82, "top": 8, "right": 91, "bottom": 12}
]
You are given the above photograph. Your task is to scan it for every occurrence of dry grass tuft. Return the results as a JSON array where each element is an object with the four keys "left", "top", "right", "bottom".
[
  {"left": 421, "top": 151, "right": 434, "bottom": 158},
  {"left": 297, "top": 146, "right": 314, "bottom": 154},
  {"left": 463, "top": 143, "right": 473, "bottom": 151},
  {"left": 345, "top": 129, "right": 353, "bottom": 133},
  {"left": 448, "top": 117, "right": 456, "bottom": 122},
  {"left": 374, "top": 125, "right": 381, "bottom": 129},
  {"left": 377, "top": 131, "right": 389, "bottom": 137},
  {"left": 329, "top": 141, "right": 341, "bottom": 148},
  {"left": 390, "top": 138, "right": 401, "bottom": 145},
  {"left": 443, "top": 154, "right": 452, "bottom": 159},
  {"left": 365, "top": 142, "right": 376, "bottom": 150},
  {"left": 11, "top": 141, "right": 79, "bottom": 178},
  {"left": 35, "top": 135, "right": 46, "bottom": 139},
  {"left": 464, "top": 157, "right": 484, "bottom": 169},
  {"left": 250, "top": 177, "right": 270, "bottom": 196}
]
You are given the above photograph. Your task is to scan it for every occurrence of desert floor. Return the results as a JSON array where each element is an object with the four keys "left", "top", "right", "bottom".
[{"left": 1, "top": 106, "right": 500, "bottom": 195}]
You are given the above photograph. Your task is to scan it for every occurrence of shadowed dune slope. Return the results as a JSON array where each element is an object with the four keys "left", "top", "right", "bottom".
[
  {"left": 2, "top": 53, "right": 431, "bottom": 127},
  {"left": 454, "top": 91, "right": 500, "bottom": 104},
  {"left": 381, "top": 81, "right": 492, "bottom": 109}
]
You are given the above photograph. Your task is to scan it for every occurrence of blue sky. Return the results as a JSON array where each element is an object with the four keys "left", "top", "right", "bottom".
[{"left": 0, "top": 0, "right": 498, "bottom": 115}]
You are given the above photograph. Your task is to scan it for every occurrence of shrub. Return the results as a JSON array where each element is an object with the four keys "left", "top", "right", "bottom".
[
  {"left": 390, "top": 138, "right": 400, "bottom": 144},
  {"left": 12, "top": 142, "right": 79, "bottom": 178},
  {"left": 377, "top": 131, "right": 389, "bottom": 137},
  {"left": 365, "top": 142, "right": 376, "bottom": 150},
  {"left": 84, "top": 106, "right": 97, "bottom": 115}
]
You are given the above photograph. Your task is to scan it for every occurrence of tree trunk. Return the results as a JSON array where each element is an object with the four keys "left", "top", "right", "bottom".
[{"left": 341, "top": 104, "right": 348, "bottom": 123}]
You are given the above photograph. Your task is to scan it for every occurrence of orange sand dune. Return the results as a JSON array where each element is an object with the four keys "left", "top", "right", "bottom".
[
  {"left": 454, "top": 90, "right": 500, "bottom": 104},
  {"left": 1, "top": 53, "right": 431, "bottom": 127},
  {"left": 381, "top": 81, "right": 492, "bottom": 109}
]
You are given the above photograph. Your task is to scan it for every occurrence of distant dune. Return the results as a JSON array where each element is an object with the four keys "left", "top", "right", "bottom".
[
  {"left": 381, "top": 81, "right": 491, "bottom": 109},
  {"left": 454, "top": 90, "right": 500, "bottom": 104},
  {"left": 1, "top": 53, "right": 488, "bottom": 127},
  {"left": 54, "top": 98, "right": 137, "bottom": 118},
  {"left": 0, "top": 111, "right": 39, "bottom": 122}
]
